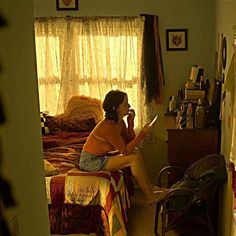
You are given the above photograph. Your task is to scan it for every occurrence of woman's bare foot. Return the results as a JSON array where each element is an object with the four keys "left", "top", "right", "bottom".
[
  {"left": 152, "top": 185, "right": 168, "bottom": 193},
  {"left": 147, "top": 189, "right": 169, "bottom": 206}
]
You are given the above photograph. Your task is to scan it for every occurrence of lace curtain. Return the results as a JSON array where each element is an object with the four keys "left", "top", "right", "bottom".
[{"left": 34, "top": 16, "right": 146, "bottom": 128}]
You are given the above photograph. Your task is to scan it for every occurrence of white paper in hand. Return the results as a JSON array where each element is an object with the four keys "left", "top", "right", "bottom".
[{"left": 149, "top": 115, "right": 158, "bottom": 127}]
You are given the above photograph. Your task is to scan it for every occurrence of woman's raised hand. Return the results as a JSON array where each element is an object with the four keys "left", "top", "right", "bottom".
[
  {"left": 141, "top": 123, "right": 154, "bottom": 135},
  {"left": 127, "top": 109, "right": 135, "bottom": 126}
]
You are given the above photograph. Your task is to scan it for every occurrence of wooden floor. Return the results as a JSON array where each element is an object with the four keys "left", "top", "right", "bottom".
[
  {"left": 126, "top": 188, "right": 156, "bottom": 235},
  {"left": 126, "top": 188, "right": 210, "bottom": 236}
]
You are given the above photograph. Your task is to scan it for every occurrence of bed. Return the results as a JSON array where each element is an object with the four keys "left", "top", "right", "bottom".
[{"left": 41, "top": 95, "right": 134, "bottom": 236}]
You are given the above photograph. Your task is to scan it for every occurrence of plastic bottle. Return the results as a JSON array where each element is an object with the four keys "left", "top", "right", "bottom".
[
  {"left": 176, "top": 110, "right": 183, "bottom": 129},
  {"left": 178, "top": 85, "right": 184, "bottom": 101},
  {"left": 200, "top": 76, "right": 205, "bottom": 90},
  {"left": 169, "top": 96, "right": 177, "bottom": 112},
  {"left": 205, "top": 79, "right": 210, "bottom": 99},
  {"left": 186, "top": 103, "right": 193, "bottom": 129},
  {"left": 194, "top": 99, "right": 205, "bottom": 128},
  {"left": 180, "top": 104, "right": 187, "bottom": 128}
]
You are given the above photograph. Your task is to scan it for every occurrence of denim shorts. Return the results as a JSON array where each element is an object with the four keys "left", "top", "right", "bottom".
[{"left": 79, "top": 150, "right": 110, "bottom": 172}]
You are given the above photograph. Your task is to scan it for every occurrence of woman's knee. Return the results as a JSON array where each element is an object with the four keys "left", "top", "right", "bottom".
[
  {"left": 129, "top": 152, "right": 141, "bottom": 164},
  {"left": 133, "top": 148, "right": 142, "bottom": 157}
]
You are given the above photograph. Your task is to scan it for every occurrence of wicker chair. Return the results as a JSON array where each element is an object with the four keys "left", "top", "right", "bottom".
[{"left": 154, "top": 154, "right": 227, "bottom": 236}]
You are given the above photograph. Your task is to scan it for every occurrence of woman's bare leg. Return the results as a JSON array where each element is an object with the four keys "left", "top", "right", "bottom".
[
  {"left": 133, "top": 149, "right": 166, "bottom": 192},
  {"left": 105, "top": 152, "right": 166, "bottom": 203},
  {"left": 133, "top": 149, "right": 157, "bottom": 190}
]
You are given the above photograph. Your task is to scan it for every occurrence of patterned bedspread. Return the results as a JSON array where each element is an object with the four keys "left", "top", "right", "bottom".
[
  {"left": 46, "top": 168, "right": 132, "bottom": 235},
  {"left": 43, "top": 132, "right": 134, "bottom": 236}
]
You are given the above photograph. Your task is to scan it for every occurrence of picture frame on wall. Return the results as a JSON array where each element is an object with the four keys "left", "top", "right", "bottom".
[
  {"left": 56, "top": 0, "right": 79, "bottom": 11},
  {"left": 166, "top": 29, "right": 188, "bottom": 51}
]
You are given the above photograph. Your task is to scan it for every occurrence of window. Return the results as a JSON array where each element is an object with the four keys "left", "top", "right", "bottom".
[{"left": 34, "top": 17, "right": 145, "bottom": 128}]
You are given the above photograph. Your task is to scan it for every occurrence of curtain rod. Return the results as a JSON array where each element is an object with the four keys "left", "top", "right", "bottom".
[{"left": 34, "top": 15, "right": 154, "bottom": 20}]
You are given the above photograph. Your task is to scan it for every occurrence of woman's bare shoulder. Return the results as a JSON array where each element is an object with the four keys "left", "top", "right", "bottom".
[{"left": 95, "top": 119, "right": 116, "bottom": 131}]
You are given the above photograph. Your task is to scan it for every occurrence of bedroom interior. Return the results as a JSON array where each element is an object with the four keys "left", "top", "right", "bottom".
[{"left": 0, "top": 0, "right": 236, "bottom": 236}]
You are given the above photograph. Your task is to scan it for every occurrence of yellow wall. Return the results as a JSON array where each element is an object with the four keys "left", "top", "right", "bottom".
[{"left": 0, "top": 0, "right": 50, "bottom": 235}]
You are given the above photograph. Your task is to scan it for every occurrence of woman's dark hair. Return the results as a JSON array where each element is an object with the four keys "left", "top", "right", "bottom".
[{"left": 102, "top": 90, "right": 127, "bottom": 123}]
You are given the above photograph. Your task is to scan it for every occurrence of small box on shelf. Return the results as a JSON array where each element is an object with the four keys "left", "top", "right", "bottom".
[{"left": 185, "top": 89, "right": 205, "bottom": 100}]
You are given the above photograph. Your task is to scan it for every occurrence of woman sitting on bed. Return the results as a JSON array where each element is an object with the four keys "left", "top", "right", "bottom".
[{"left": 79, "top": 90, "right": 167, "bottom": 205}]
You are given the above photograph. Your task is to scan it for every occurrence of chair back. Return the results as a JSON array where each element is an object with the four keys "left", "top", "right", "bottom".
[
  {"left": 154, "top": 154, "right": 227, "bottom": 236},
  {"left": 185, "top": 154, "right": 226, "bottom": 181}
]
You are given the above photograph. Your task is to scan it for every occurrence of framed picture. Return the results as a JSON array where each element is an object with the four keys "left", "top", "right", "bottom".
[
  {"left": 166, "top": 29, "right": 188, "bottom": 51},
  {"left": 56, "top": 0, "right": 79, "bottom": 11}
]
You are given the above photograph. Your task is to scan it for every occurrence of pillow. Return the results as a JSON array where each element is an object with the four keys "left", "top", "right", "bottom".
[
  {"left": 44, "top": 160, "right": 59, "bottom": 176},
  {"left": 44, "top": 115, "right": 62, "bottom": 133},
  {"left": 40, "top": 112, "right": 50, "bottom": 134},
  {"left": 61, "top": 117, "right": 96, "bottom": 132},
  {"left": 44, "top": 159, "right": 56, "bottom": 171},
  {"left": 63, "top": 96, "right": 104, "bottom": 124},
  {"left": 45, "top": 115, "right": 96, "bottom": 133}
]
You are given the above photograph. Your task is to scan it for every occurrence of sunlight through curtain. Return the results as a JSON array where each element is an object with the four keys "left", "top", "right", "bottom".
[{"left": 34, "top": 17, "right": 145, "bottom": 128}]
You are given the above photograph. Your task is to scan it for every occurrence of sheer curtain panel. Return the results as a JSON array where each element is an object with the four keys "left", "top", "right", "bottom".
[{"left": 34, "top": 17, "right": 145, "bottom": 128}]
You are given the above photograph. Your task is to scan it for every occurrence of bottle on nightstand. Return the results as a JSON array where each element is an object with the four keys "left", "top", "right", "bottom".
[
  {"left": 178, "top": 85, "right": 184, "bottom": 100},
  {"left": 169, "top": 96, "right": 176, "bottom": 112},
  {"left": 200, "top": 76, "right": 205, "bottom": 90},
  {"left": 176, "top": 110, "right": 183, "bottom": 129},
  {"left": 186, "top": 103, "right": 193, "bottom": 129},
  {"left": 194, "top": 99, "right": 205, "bottom": 128}
]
